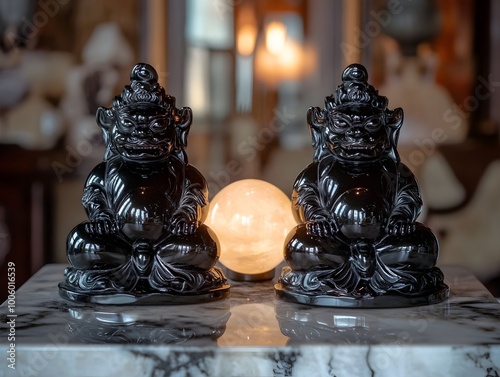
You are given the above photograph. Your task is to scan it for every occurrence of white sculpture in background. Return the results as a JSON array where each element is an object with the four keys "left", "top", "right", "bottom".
[
  {"left": 0, "top": 49, "right": 71, "bottom": 150},
  {"left": 379, "top": 49, "right": 467, "bottom": 212},
  {"left": 60, "top": 22, "right": 134, "bottom": 171},
  {"left": 0, "top": 22, "right": 133, "bottom": 154},
  {"left": 380, "top": 49, "right": 468, "bottom": 146},
  {"left": 429, "top": 160, "right": 500, "bottom": 283}
]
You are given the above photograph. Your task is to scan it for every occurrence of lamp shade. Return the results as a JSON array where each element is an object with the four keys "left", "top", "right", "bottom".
[{"left": 206, "top": 179, "right": 296, "bottom": 277}]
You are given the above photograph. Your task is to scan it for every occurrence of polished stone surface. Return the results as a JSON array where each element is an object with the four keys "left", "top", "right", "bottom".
[{"left": 1, "top": 264, "right": 500, "bottom": 377}]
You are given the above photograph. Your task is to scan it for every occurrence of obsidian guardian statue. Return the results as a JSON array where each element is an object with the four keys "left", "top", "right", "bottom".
[
  {"left": 59, "top": 63, "right": 229, "bottom": 304},
  {"left": 275, "top": 64, "right": 448, "bottom": 307}
]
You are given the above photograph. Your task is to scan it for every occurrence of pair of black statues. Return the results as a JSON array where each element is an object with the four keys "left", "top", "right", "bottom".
[{"left": 59, "top": 63, "right": 448, "bottom": 307}]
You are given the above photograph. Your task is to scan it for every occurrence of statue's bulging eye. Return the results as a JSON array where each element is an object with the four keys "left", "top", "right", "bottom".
[
  {"left": 118, "top": 119, "right": 135, "bottom": 132},
  {"left": 364, "top": 118, "right": 381, "bottom": 131},
  {"left": 149, "top": 118, "right": 168, "bottom": 133},
  {"left": 151, "top": 122, "right": 162, "bottom": 130},
  {"left": 333, "top": 119, "right": 349, "bottom": 130}
]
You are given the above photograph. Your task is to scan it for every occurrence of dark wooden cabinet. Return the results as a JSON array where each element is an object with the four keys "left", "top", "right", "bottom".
[{"left": 0, "top": 145, "right": 55, "bottom": 301}]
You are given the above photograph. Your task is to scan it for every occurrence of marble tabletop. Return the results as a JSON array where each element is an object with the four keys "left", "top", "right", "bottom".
[{"left": 1, "top": 264, "right": 499, "bottom": 377}]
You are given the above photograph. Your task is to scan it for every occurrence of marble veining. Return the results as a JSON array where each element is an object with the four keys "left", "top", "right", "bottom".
[{"left": 1, "top": 264, "right": 499, "bottom": 377}]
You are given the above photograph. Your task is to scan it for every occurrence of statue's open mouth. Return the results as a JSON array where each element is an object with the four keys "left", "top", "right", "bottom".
[
  {"left": 341, "top": 144, "right": 378, "bottom": 158},
  {"left": 339, "top": 141, "right": 386, "bottom": 158},
  {"left": 123, "top": 138, "right": 169, "bottom": 158},
  {"left": 341, "top": 141, "right": 377, "bottom": 151},
  {"left": 125, "top": 144, "right": 162, "bottom": 156}
]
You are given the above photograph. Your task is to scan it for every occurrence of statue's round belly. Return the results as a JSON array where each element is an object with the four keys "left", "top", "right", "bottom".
[
  {"left": 333, "top": 188, "right": 387, "bottom": 240},
  {"left": 116, "top": 188, "right": 174, "bottom": 240}
]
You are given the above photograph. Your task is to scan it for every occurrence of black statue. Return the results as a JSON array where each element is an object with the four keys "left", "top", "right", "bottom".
[
  {"left": 275, "top": 64, "right": 448, "bottom": 307},
  {"left": 59, "top": 63, "right": 229, "bottom": 304}
]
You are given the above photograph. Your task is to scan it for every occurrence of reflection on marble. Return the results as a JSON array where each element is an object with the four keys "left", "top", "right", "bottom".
[
  {"left": 275, "top": 299, "right": 449, "bottom": 345},
  {"left": 0, "top": 264, "right": 500, "bottom": 376},
  {"left": 66, "top": 301, "right": 230, "bottom": 345}
]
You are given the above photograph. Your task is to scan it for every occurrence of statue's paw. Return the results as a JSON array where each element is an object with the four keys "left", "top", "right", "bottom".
[
  {"left": 306, "top": 219, "right": 337, "bottom": 238},
  {"left": 170, "top": 219, "right": 199, "bottom": 236},
  {"left": 84, "top": 219, "right": 119, "bottom": 235},
  {"left": 388, "top": 221, "right": 417, "bottom": 236}
]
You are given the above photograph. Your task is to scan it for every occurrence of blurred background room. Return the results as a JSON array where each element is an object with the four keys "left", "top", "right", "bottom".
[{"left": 0, "top": 0, "right": 499, "bottom": 300}]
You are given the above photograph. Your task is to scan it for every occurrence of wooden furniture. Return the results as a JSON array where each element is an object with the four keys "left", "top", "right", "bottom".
[{"left": 0, "top": 145, "right": 56, "bottom": 301}]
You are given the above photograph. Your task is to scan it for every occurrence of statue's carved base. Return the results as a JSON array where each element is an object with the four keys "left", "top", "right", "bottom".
[
  {"left": 275, "top": 261, "right": 449, "bottom": 308},
  {"left": 59, "top": 259, "right": 230, "bottom": 305}
]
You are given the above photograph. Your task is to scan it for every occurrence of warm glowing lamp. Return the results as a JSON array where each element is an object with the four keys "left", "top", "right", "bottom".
[
  {"left": 206, "top": 179, "right": 296, "bottom": 281},
  {"left": 237, "top": 23, "right": 257, "bottom": 56},
  {"left": 254, "top": 15, "right": 316, "bottom": 88},
  {"left": 265, "top": 21, "right": 287, "bottom": 56}
]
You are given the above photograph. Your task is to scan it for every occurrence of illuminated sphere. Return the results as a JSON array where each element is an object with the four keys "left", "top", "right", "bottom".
[{"left": 206, "top": 179, "right": 296, "bottom": 275}]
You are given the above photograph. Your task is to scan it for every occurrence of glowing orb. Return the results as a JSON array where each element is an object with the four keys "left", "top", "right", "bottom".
[{"left": 206, "top": 179, "right": 296, "bottom": 276}]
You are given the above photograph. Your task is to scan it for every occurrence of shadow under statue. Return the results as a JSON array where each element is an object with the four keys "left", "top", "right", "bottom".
[{"left": 275, "top": 64, "right": 448, "bottom": 308}]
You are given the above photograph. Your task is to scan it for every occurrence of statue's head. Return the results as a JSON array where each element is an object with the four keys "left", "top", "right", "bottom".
[
  {"left": 96, "top": 63, "right": 192, "bottom": 162},
  {"left": 308, "top": 64, "right": 403, "bottom": 162}
]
